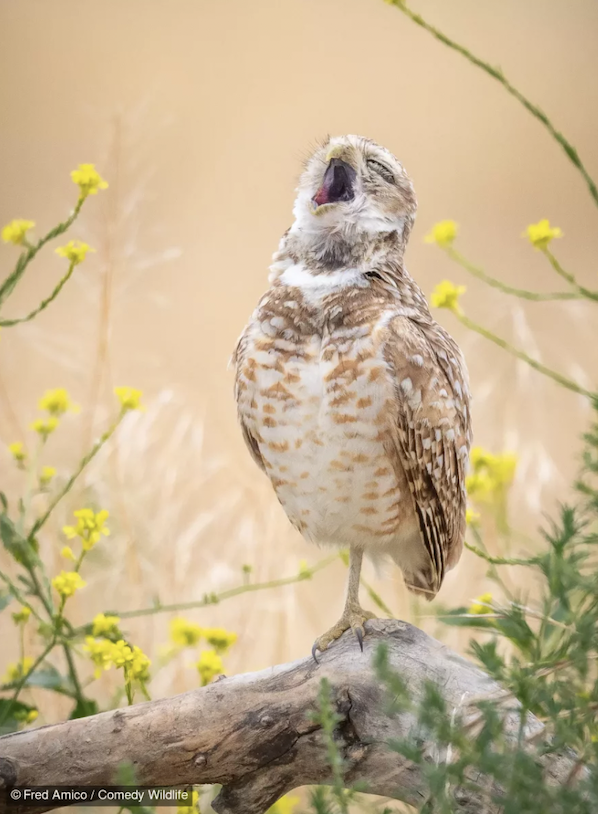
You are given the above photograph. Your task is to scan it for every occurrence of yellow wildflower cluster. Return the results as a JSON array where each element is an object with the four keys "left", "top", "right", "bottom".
[
  {"left": 30, "top": 416, "right": 59, "bottom": 440},
  {"left": 38, "top": 388, "right": 78, "bottom": 416},
  {"left": 12, "top": 606, "right": 32, "bottom": 625},
  {"left": 114, "top": 386, "right": 144, "bottom": 412},
  {"left": 55, "top": 240, "right": 94, "bottom": 266},
  {"left": 523, "top": 219, "right": 563, "bottom": 250},
  {"left": 52, "top": 570, "right": 86, "bottom": 599},
  {"left": 92, "top": 613, "right": 121, "bottom": 637},
  {"left": 71, "top": 164, "right": 109, "bottom": 199},
  {"left": 424, "top": 220, "right": 458, "bottom": 247},
  {"left": 267, "top": 796, "right": 300, "bottom": 814},
  {"left": 466, "top": 447, "right": 517, "bottom": 504},
  {"left": 430, "top": 280, "right": 466, "bottom": 315},
  {"left": 8, "top": 442, "right": 27, "bottom": 466},
  {"left": 204, "top": 627, "right": 238, "bottom": 653},
  {"left": 1, "top": 218, "right": 35, "bottom": 245},
  {"left": 196, "top": 650, "right": 224, "bottom": 686},
  {"left": 39, "top": 466, "right": 56, "bottom": 486},
  {"left": 170, "top": 618, "right": 204, "bottom": 647},
  {"left": 63, "top": 508, "right": 110, "bottom": 551},
  {"left": 468, "top": 592, "right": 494, "bottom": 615},
  {"left": 14, "top": 707, "right": 39, "bottom": 724},
  {"left": 2, "top": 656, "right": 34, "bottom": 685},
  {"left": 465, "top": 508, "right": 480, "bottom": 526},
  {"left": 84, "top": 637, "right": 150, "bottom": 683}
]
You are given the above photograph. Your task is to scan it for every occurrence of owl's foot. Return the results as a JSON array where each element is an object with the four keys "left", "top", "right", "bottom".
[{"left": 311, "top": 604, "right": 377, "bottom": 662}]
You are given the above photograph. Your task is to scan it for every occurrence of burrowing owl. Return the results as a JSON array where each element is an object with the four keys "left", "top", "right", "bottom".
[{"left": 233, "top": 135, "right": 471, "bottom": 656}]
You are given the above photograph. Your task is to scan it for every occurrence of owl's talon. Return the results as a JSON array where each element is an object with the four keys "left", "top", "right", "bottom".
[{"left": 311, "top": 605, "right": 377, "bottom": 660}]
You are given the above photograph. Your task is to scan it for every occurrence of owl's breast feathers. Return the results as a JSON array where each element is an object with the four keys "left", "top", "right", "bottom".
[{"left": 233, "top": 268, "right": 471, "bottom": 597}]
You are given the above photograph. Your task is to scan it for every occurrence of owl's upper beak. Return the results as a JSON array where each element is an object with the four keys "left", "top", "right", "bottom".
[{"left": 312, "top": 158, "right": 356, "bottom": 208}]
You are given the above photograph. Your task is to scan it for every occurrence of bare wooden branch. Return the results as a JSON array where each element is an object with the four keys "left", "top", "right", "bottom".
[{"left": 0, "top": 620, "right": 579, "bottom": 814}]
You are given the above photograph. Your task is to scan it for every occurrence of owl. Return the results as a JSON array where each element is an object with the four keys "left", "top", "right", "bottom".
[{"left": 233, "top": 135, "right": 471, "bottom": 657}]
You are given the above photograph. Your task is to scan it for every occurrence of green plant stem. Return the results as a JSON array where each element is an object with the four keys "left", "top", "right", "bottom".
[
  {"left": 384, "top": 0, "right": 598, "bottom": 210},
  {"left": 62, "top": 641, "right": 86, "bottom": 709},
  {"left": 0, "top": 571, "right": 45, "bottom": 624},
  {"left": 89, "top": 552, "right": 340, "bottom": 624},
  {"left": 0, "top": 636, "right": 57, "bottom": 727},
  {"left": 0, "top": 197, "right": 84, "bottom": 310},
  {"left": 0, "top": 261, "right": 77, "bottom": 327},
  {"left": 464, "top": 540, "right": 538, "bottom": 567},
  {"left": 444, "top": 247, "right": 579, "bottom": 302},
  {"left": 456, "top": 311, "right": 596, "bottom": 400},
  {"left": 543, "top": 249, "right": 598, "bottom": 302},
  {"left": 28, "top": 413, "right": 123, "bottom": 540}
]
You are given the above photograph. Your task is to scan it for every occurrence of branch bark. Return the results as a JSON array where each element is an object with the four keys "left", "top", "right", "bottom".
[{"left": 0, "top": 620, "right": 579, "bottom": 814}]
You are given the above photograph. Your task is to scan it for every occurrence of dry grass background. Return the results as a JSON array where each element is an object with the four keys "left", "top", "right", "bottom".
[{"left": 1, "top": 0, "right": 598, "bottom": 760}]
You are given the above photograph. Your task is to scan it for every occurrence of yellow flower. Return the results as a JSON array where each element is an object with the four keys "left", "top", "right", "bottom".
[
  {"left": 30, "top": 416, "right": 59, "bottom": 439},
  {"left": 8, "top": 442, "right": 26, "bottom": 464},
  {"left": 204, "top": 627, "right": 238, "bottom": 654},
  {"left": 465, "top": 508, "right": 480, "bottom": 526},
  {"left": 196, "top": 650, "right": 224, "bottom": 686},
  {"left": 24, "top": 709, "right": 39, "bottom": 724},
  {"left": 114, "top": 386, "right": 144, "bottom": 412},
  {"left": 84, "top": 636, "right": 114, "bottom": 677},
  {"left": 1, "top": 219, "right": 35, "bottom": 245},
  {"left": 63, "top": 508, "right": 110, "bottom": 551},
  {"left": 38, "top": 388, "right": 79, "bottom": 416},
  {"left": 466, "top": 447, "right": 517, "bottom": 504},
  {"left": 424, "top": 220, "right": 458, "bottom": 247},
  {"left": 2, "top": 656, "right": 34, "bottom": 685},
  {"left": 55, "top": 240, "right": 94, "bottom": 265},
  {"left": 52, "top": 570, "right": 86, "bottom": 599},
  {"left": 430, "top": 280, "right": 466, "bottom": 314},
  {"left": 39, "top": 466, "right": 57, "bottom": 487},
  {"left": 267, "top": 796, "right": 301, "bottom": 814},
  {"left": 71, "top": 164, "right": 109, "bottom": 198},
  {"left": 92, "top": 613, "right": 121, "bottom": 637},
  {"left": 468, "top": 592, "right": 494, "bottom": 615},
  {"left": 126, "top": 645, "right": 151, "bottom": 683},
  {"left": 177, "top": 790, "right": 200, "bottom": 814},
  {"left": 12, "top": 606, "right": 32, "bottom": 625},
  {"left": 523, "top": 219, "right": 563, "bottom": 250},
  {"left": 170, "top": 617, "right": 204, "bottom": 648},
  {"left": 61, "top": 545, "right": 76, "bottom": 561}
]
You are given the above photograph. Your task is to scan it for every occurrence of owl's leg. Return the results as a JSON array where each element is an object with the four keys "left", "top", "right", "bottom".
[{"left": 312, "top": 546, "right": 377, "bottom": 661}]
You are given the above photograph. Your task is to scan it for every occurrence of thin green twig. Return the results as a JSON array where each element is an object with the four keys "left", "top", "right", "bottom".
[
  {"left": 445, "top": 247, "right": 579, "bottom": 302},
  {"left": 0, "top": 197, "right": 84, "bottom": 310},
  {"left": 28, "top": 413, "right": 124, "bottom": 540},
  {"left": 0, "top": 261, "right": 77, "bottom": 327},
  {"left": 543, "top": 248, "right": 598, "bottom": 302},
  {"left": 384, "top": 0, "right": 598, "bottom": 210},
  {"left": 456, "top": 311, "right": 596, "bottom": 400},
  {"left": 464, "top": 540, "right": 539, "bottom": 568},
  {"left": 97, "top": 552, "right": 340, "bottom": 623}
]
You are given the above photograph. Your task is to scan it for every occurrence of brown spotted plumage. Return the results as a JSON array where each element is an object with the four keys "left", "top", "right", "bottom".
[{"left": 233, "top": 135, "right": 471, "bottom": 654}]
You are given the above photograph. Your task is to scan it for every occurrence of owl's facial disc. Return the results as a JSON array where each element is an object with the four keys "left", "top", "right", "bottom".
[{"left": 312, "top": 158, "right": 356, "bottom": 208}]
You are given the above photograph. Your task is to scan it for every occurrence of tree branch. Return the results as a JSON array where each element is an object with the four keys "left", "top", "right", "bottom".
[{"left": 0, "top": 620, "right": 579, "bottom": 814}]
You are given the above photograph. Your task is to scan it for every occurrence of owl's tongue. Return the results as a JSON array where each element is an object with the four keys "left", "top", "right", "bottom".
[{"left": 313, "top": 159, "right": 356, "bottom": 207}]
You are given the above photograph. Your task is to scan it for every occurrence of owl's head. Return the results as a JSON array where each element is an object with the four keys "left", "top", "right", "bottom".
[{"left": 289, "top": 135, "right": 417, "bottom": 266}]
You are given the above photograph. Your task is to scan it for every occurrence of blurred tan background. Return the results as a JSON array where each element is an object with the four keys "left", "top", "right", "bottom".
[{"left": 1, "top": 0, "right": 598, "bottom": 728}]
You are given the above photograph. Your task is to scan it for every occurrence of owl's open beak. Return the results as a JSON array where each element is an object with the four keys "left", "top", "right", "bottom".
[{"left": 312, "top": 158, "right": 356, "bottom": 207}]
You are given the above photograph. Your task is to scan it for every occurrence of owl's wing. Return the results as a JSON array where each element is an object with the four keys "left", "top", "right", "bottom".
[
  {"left": 232, "top": 329, "right": 267, "bottom": 474},
  {"left": 383, "top": 314, "right": 471, "bottom": 597}
]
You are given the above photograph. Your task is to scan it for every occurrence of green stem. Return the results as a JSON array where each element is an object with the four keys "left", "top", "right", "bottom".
[
  {"left": 0, "top": 571, "right": 45, "bottom": 624},
  {"left": 445, "top": 246, "right": 579, "bottom": 302},
  {"left": 464, "top": 541, "right": 538, "bottom": 567},
  {"left": 28, "top": 413, "right": 123, "bottom": 540},
  {"left": 0, "top": 197, "right": 84, "bottom": 310},
  {"left": 385, "top": 0, "right": 598, "bottom": 210},
  {"left": 543, "top": 249, "right": 598, "bottom": 302},
  {"left": 456, "top": 311, "right": 596, "bottom": 400},
  {"left": 62, "top": 642, "right": 86, "bottom": 708},
  {"left": 80, "top": 552, "right": 340, "bottom": 625},
  {"left": 0, "top": 636, "right": 57, "bottom": 727},
  {"left": 0, "top": 261, "right": 77, "bottom": 327}
]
